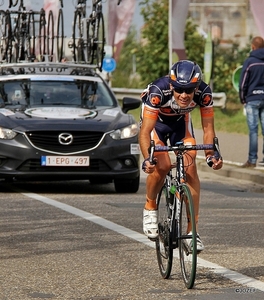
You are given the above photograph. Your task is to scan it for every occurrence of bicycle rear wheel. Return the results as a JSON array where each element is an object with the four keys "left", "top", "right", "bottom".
[
  {"left": 178, "top": 184, "right": 197, "bottom": 289},
  {"left": 155, "top": 184, "right": 173, "bottom": 279}
]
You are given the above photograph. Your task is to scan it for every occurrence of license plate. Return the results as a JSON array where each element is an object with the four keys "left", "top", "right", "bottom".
[{"left": 41, "top": 156, "right": 89, "bottom": 166}]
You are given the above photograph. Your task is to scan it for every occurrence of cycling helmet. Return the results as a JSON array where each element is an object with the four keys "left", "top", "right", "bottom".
[{"left": 169, "top": 60, "right": 202, "bottom": 89}]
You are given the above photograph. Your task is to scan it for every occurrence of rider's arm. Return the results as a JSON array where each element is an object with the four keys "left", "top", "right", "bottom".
[
  {"left": 201, "top": 111, "right": 223, "bottom": 170},
  {"left": 200, "top": 113, "right": 216, "bottom": 158},
  {"left": 140, "top": 117, "right": 157, "bottom": 159}
]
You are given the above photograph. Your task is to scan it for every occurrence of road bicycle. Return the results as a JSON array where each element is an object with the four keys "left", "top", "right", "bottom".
[
  {"left": 70, "top": 0, "right": 105, "bottom": 70},
  {"left": 0, "top": 10, "right": 12, "bottom": 62},
  {"left": 148, "top": 137, "right": 222, "bottom": 289},
  {"left": 87, "top": 0, "right": 105, "bottom": 70},
  {"left": 7, "top": 0, "right": 36, "bottom": 62},
  {"left": 71, "top": 0, "right": 88, "bottom": 63}
]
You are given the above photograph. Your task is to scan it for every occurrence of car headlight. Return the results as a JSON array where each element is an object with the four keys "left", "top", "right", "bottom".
[
  {"left": 110, "top": 123, "right": 139, "bottom": 140},
  {"left": 0, "top": 127, "right": 17, "bottom": 139}
]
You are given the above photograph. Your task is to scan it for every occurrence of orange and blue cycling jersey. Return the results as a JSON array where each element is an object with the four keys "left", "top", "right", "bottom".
[
  {"left": 140, "top": 76, "right": 214, "bottom": 123},
  {"left": 140, "top": 76, "right": 214, "bottom": 145}
]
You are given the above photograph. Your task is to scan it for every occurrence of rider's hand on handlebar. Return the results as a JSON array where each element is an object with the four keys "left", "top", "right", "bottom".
[
  {"left": 142, "top": 157, "right": 157, "bottom": 174},
  {"left": 206, "top": 155, "right": 223, "bottom": 170}
]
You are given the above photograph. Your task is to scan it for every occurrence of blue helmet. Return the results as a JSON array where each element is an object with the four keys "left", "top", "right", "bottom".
[{"left": 169, "top": 60, "right": 202, "bottom": 89}]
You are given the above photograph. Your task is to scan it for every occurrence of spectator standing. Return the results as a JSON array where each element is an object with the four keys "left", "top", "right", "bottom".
[{"left": 239, "top": 36, "right": 264, "bottom": 167}]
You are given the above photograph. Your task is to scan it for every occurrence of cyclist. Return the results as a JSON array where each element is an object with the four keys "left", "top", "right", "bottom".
[{"left": 139, "top": 60, "right": 223, "bottom": 251}]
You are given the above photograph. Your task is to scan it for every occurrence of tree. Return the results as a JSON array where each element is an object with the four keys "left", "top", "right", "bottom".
[
  {"left": 111, "top": 27, "right": 141, "bottom": 88},
  {"left": 136, "top": 0, "right": 169, "bottom": 85},
  {"left": 113, "top": 0, "right": 251, "bottom": 104}
]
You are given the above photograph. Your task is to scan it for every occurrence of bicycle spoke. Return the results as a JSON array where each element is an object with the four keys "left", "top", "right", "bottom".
[
  {"left": 155, "top": 184, "right": 173, "bottom": 279},
  {"left": 56, "top": 8, "right": 64, "bottom": 62},
  {"left": 179, "top": 185, "right": 197, "bottom": 289}
]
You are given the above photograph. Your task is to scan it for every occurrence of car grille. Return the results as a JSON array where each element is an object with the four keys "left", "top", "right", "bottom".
[
  {"left": 25, "top": 131, "right": 104, "bottom": 154},
  {"left": 18, "top": 159, "right": 111, "bottom": 172}
]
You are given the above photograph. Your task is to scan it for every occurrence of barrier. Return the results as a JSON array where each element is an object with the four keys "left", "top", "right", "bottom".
[{"left": 112, "top": 88, "right": 227, "bottom": 109}]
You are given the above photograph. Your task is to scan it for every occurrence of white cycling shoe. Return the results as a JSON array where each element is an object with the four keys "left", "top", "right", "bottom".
[
  {"left": 143, "top": 209, "right": 158, "bottom": 239},
  {"left": 184, "top": 231, "right": 205, "bottom": 252}
]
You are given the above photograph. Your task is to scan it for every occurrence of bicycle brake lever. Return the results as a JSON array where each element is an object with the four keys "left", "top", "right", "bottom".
[
  {"left": 213, "top": 137, "right": 222, "bottom": 160},
  {"left": 148, "top": 140, "right": 155, "bottom": 165}
]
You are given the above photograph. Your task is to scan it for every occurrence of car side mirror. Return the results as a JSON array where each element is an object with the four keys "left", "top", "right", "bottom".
[{"left": 122, "top": 97, "right": 141, "bottom": 113}]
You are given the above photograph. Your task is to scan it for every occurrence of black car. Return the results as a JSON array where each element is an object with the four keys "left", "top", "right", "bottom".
[{"left": 0, "top": 62, "right": 141, "bottom": 193}]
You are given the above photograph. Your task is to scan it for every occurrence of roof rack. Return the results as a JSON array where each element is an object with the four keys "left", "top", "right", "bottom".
[{"left": 0, "top": 62, "right": 99, "bottom": 76}]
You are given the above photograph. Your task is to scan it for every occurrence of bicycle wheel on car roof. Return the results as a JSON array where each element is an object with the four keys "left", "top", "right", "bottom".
[
  {"left": 0, "top": 10, "right": 11, "bottom": 62},
  {"left": 38, "top": 8, "right": 46, "bottom": 62},
  {"left": 56, "top": 8, "right": 64, "bottom": 62},
  {"left": 47, "top": 10, "right": 54, "bottom": 61},
  {"left": 88, "top": 11, "right": 105, "bottom": 70},
  {"left": 27, "top": 11, "right": 36, "bottom": 61},
  {"left": 178, "top": 184, "right": 197, "bottom": 289},
  {"left": 155, "top": 184, "right": 173, "bottom": 279},
  {"left": 72, "top": 10, "right": 85, "bottom": 63},
  {"left": 4, "top": 10, "right": 14, "bottom": 62}
]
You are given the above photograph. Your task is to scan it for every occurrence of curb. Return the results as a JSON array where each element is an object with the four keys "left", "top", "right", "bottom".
[{"left": 196, "top": 158, "right": 264, "bottom": 185}]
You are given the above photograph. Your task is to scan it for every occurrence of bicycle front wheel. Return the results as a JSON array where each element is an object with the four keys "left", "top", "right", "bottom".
[
  {"left": 39, "top": 9, "right": 46, "bottom": 61},
  {"left": 56, "top": 8, "right": 64, "bottom": 62},
  {"left": 155, "top": 184, "right": 173, "bottom": 279},
  {"left": 73, "top": 11, "right": 84, "bottom": 62},
  {"left": 47, "top": 10, "right": 54, "bottom": 61},
  {"left": 179, "top": 184, "right": 197, "bottom": 289}
]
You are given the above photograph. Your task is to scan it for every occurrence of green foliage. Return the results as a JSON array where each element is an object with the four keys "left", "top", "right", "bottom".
[
  {"left": 184, "top": 18, "right": 205, "bottom": 67},
  {"left": 135, "top": 0, "right": 169, "bottom": 85},
  {"left": 111, "top": 28, "right": 142, "bottom": 88},
  {"left": 212, "top": 39, "right": 251, "bottom": 102},
  {"left": 112, "top": 0, "right": 252, "bottom": 107}
]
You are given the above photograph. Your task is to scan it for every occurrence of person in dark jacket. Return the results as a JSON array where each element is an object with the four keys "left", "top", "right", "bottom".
[{"left": 239, "top": 36, "right": 264, "bottom": 168}]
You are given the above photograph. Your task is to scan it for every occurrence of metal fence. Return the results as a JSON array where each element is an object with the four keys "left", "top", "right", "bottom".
[{"left": 112, "top": 88, "right": 227, "bottom": 109}]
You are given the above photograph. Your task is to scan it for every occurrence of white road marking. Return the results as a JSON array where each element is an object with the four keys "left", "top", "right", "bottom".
[{"left": 19, "top": 190, "right": 264, "bottom": 292}]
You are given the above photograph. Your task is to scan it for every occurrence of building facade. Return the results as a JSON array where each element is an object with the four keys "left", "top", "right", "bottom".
[{"left": 189, "top": 0, "right": 259, "bottom": 47}]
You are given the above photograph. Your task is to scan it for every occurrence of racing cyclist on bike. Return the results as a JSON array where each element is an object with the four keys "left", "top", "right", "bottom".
[{"left": 139, "top": 60, "right": 223, "bottom": 251}]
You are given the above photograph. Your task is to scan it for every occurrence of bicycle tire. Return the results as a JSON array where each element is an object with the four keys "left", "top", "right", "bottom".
[
  {"left": 178, "top": 184, "right": 197, "bottom": 289},
  {"left": 39, "top": 9, "right": 46, "bottom": 61},
  {"left": 0, "top": 10, "right": 9, "bottom": 61},
  {"left": 88, "top": 11, "right": 105, "bottom": 70},
  {"left": 56, "top": 8, "right": 64, "bottom": 62},
  {"left": 27, "top": 11, "right": 35, "bottom": 61},
  {"left": 4, "top": 10, "right": 13, "bottom": 62},
  {"left": 155, "top": 184, "right": 173, "bottom": 279},
  {"left": 72, "top": 10, "right": 84, "bottom": 62},
  {"left": 47, "top": 10, "right": 54, "bottom": 61}
]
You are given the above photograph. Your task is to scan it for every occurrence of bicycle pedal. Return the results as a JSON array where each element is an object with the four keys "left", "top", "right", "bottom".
[{"left": 148, "top": 237, "right": 157, "bottom": 242}]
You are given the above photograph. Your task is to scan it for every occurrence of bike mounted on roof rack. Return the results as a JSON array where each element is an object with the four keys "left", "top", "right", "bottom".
[{"left": 0, "top": 0, "right": 114, "bottom": 71}]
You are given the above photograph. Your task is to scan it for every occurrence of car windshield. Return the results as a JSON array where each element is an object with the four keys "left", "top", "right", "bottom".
[{"left": 0, "top": 79, "right": 115, "bottom": 109}]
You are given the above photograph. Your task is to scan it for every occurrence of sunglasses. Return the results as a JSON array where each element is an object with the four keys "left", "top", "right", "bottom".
[{"left": 174, "top": 87, "right": 196, "bottom": 94}]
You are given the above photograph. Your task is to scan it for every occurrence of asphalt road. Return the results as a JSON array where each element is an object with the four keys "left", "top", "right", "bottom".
[{"left": 0, "top": 168, "right": 264, "bottom": 300}]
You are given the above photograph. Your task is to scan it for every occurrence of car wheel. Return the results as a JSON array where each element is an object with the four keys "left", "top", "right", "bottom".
[{"left": 114, "top": 176, "right": 140, "bottom": 193}]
